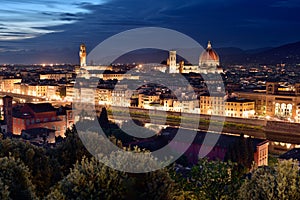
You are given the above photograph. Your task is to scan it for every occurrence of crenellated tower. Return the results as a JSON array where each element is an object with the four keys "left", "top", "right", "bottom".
[{"left": 79, "top": 44, "right": 87, "bottom": 67}]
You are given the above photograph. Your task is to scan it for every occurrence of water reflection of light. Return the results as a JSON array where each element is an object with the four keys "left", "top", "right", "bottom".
[
  {"left": 144, "top": 123, "right": 168, "bottom": 134},
  {"left": 114, "top": 120, "right": 125, "bottom": 127}
]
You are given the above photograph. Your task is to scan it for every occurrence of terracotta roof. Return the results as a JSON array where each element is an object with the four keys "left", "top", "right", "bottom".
[{"left": 200, "top": 41, "right": 219, "bottom": 62}]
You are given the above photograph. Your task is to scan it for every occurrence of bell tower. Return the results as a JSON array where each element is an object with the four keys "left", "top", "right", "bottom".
[
  {"left": 266, "top": 82, "right": 279, "bottom": 95},
  {"left": 79, "top": 44, "right": 87, "bottom": 67},
  {"left": 169, "top": 50, "right": 178, "bottom": 73}
]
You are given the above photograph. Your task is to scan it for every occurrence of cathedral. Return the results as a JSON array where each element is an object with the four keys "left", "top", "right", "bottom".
[
  {"left": 168, "top": 41, "right": 223, "bottom": 74},
  {"left": 78, "top": 42, "right": 223, "bottom": 75}
]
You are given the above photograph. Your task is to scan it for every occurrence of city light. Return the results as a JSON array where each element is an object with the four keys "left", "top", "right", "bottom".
[{"left": 0, "top": 13, "right": 299, "bottom": 198}]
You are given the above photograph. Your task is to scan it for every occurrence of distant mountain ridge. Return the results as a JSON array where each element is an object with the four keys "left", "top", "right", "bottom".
[
  {"left": 217, "top": 41, "right": 300, "bottom": 65},
  {"left": 1, "top": 41, "right": 300, "bottom": 65},
  {"left": 114, "top": 41, "right": 300, "bottom": 66}
]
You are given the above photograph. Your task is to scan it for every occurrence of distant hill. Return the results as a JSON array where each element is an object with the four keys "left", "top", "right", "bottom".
[
  {"left": 114, "top": 41, "right": 300, "bottom": 66},
  {"left": 217, "top": 41, "right": 300, "bottom": 65},
  {"left": 251, "top": 41, "right": 300, "bottom": 65},
  {"left": 3, "top": 41, "right": 299, "bottom": 66},
  {"left": 244, "top": 47, "right": 273, "bottom": 54},
  {"left": 113, "top": 49, "right": 190, "bottom": 65},
  {"left": 0, "top": 48, "right": 78, "bottom": 65},
  {"left": 113, "top": 49, "right": 169, "bottom": 64}
]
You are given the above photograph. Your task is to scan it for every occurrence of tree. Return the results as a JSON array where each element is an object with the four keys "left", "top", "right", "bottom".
[
  {"left": 46, "top": 157, "right": 130, "bottom": 200},
  {"left": 0, "top": 178, "right": 10, "bottom": 200},
  {"left": 238, "top": 159, "right": 300, "bottom": 200},
  {"left": 0, "top": 138, "right": 60, "bottom": 197},
  {"left": 99, "top": 107, "right": 110, "bottom": 130},
  {"left": 224, "top": 134, "right": 254, "bottom": 169},
  {"left": 50, "top": 126, "right": 92, "bottom": 176},
  {"left": 130, "top": 168, "right": 175, "bottom": 200},
  {"left": 0, "top": 156, "right": 36, "bottom": 200},
  {"left": 239, "top": 166, "right": 276, "bottom": 200},
  {"left": 173, "top": 159, "right": 242, "bottom": 200},
  {"left": 98, "top": 146, "right": 176, "bottom": 199},
  {"left": 47, "top": 147, "right": 176, "bottom": 200}
]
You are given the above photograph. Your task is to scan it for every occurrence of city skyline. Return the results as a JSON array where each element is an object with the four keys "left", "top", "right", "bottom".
[
  {"left": 0, "top": 0, "right": 300, "bottom": 64},
  {"left": 0, "top": 1, "right": 300, "bottom": 199}
]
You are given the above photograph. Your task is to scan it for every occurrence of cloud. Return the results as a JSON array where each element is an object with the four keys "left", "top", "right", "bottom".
[
  {"left": 1, "top": 0, "right": 300, "bottom": 63},
  {"left": 0, "top": 0, "right": 108, "bottom": 41}
]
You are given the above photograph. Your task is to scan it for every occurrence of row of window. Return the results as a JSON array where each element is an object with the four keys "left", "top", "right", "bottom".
[
  {"left": 201, "top": 101, "right": 253, "bottom": 107},
  {"left": 226, "top": 113, "right": 243, "bottom": 117},
  {"left": 15, "top": 126, "right": 66, "bottom": 134},
  {"left": 226, "top": 108, "right": 253, "bottom": 111},
  {"left": 14, "top": 117, "right": 59, "bottom": 125},
  {"left": 26, "top": 117, "right": 58, "bottom": 125},
  {"left": 201, "top": 101, "right": 225, "bottom": 105}
]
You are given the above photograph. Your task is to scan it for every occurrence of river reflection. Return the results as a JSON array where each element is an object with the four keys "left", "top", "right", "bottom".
[{"left": 112, "top": 118, "right": 300, "bottom": 155}]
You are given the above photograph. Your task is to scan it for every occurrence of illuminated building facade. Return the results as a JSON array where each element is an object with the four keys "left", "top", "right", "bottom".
[
  {"left": 225, "top": 98, "right": 255, "bottom": 118},
  {"left": 200, "top": 94, "right": 225, "bottom": 116},
  {"left": 97, "top": 88, "right": 113, "bottom": 105},
  {"left": 111, "top": 85, "right": 131, "bottom": 107},
  {"left": 65, "top": 84, "right": 75, "bottom": 102},
  {"left": 254, "top": 140, "right": 269, "bottom": 166},
  {"left": 28, "top": 84, "right": 47, "bottom": 97},
  {"left": 200, "top": 95, "right": 255, "bottom": 118},
  {"left": 79, "top": 44, "right": 87, "bottom": 67},
  {"left": 167, "top": 41, "right": 223, "bottom": 74},
  {"left": 11, "top": 103, "right": 72, "bottom": 137},
  {"left": 138, "top": 93, "right": 160, "bottom": 109},
  {"left": 40, "top": 73, "right": 72, "bottom": 81},
  {"left": 237, "top": 82, "right": 300, "bottom": 122},
  {"left": 1, "top": 78, "right": 22, "bottom": 92}
]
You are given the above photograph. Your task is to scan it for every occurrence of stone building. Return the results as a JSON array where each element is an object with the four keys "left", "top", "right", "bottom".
[
  {"left": 200, "top": 94, "right": 255, "bottom": 118},
  {"left": 10, "top": 103, "right": 73, "bottom": 137},
  {"left": 168, "top": 41, "right": 223, "bottom": 74},
  {"left": 237, "top": 82, "right": 300, "bottom": 122}
]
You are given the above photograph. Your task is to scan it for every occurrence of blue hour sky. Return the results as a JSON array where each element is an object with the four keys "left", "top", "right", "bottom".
[{"left": 0, "top": 0, "right": 300, "bottom": 64}]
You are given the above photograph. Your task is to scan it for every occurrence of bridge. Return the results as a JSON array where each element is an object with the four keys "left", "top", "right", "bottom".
[{"left": 0, "top": 92, "right": 46, "bottom": 103}]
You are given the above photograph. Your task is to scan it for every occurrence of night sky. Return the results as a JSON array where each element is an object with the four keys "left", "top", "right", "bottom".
[{"left": 0, "top": 0, "right": 300, "bottom": 64}]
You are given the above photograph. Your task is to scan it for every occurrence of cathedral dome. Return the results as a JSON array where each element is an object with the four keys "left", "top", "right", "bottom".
[{"left": 199, "top": 41, "right": 220, "bottom": 66}]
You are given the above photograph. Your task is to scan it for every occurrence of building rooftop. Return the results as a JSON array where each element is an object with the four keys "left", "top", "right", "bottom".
[
  {"left": 279, "top": 148, "right": 300, "bottom": 161},
  {"left": 127, "top": 127, "right": 268, "bottom": 154},
  {"left": 26, "top": 103, "right": 56, "bottom": 113},
  {"left": 226, "top": 97, "right": 255, "bottom": 103},
  {"left": 201, "top": 92, "right": 226, "bottom": 97},
  {"left": 163, "top": 128, "right": 267, "bottom": 151}
]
